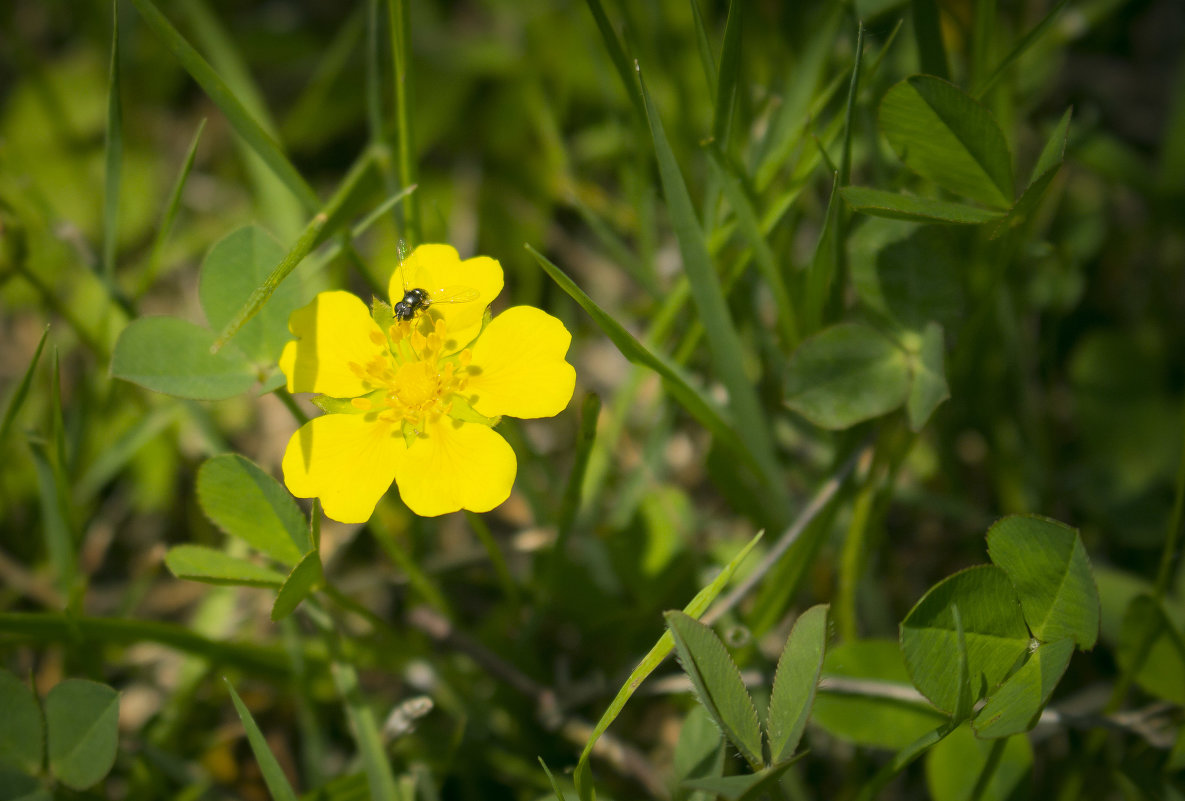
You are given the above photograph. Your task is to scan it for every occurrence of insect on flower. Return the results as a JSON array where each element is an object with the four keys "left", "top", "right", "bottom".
[
  {"left": 391, "top": 241, "right": 480, "bottom": 322},
  {"left": 278, "top": 243, "right": 576, "bottom": 522}
]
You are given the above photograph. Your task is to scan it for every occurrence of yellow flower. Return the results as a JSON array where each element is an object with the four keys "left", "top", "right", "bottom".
[{"left": 278, "top": 244, "right": 576, "bottom": 522}]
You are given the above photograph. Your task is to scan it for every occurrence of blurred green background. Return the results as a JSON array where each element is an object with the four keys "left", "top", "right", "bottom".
[{"left": 2, "top": 0, "right": 1184, "bottom": 798}]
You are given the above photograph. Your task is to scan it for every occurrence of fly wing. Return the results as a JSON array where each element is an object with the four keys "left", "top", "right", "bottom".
[{"left": 428, "top": 285, "right": 481, "bottom": 305}]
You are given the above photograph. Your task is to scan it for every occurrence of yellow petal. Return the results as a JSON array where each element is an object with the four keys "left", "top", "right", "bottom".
[
  {"left": 394, "top": 418, "right": 516, "bottom": 516},
  {"left": 280, "top": 291, "right": 390, "bottom": 397},
  {"left": 282, "top": 413, "right": 405, "bottom": 524},
  {"left": 467, "top": 306, "right": 576, "bottom": 419},
  {"left": 388, "top": 244, "right": 503, "bottom": 348}
]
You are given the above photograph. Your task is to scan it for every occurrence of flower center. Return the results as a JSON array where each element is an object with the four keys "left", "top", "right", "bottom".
[
  {"left": 393, "top": 361, "right": 439, "bottom": 409},
  {"left": 348, "top": 317, "right": 474, "bottom": 431}
]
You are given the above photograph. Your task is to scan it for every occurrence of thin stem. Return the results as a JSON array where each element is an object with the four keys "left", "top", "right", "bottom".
[
  {"left": 465, "top": 511, "right": 520, "bottom": 609},
  {"left": 967, "top": 737, "right": 1006, "bottom": 801},
  {"left": 702, "top": 438, "right": 871, "bottom": 626}
]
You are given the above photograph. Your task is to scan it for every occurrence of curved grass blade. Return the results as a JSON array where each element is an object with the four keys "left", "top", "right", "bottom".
[
  {"left": 225, "top": 679, "right": 299, "bottom": 801},
  {"left": 972, "top": 0, "right": 1070, "bottom": 98},
  {"left": 0, "top": 326, "right": 48, "bottom": 446},
  {"left": 141, "top": 118, "right": 207, "bottom": 297},
  {"left": 841, "top": 186, "right": 1005, "bottom": 225},
  {"left": 637, "top": 64, "right": 786, "bottom": 509},
  {"left": 712, "top": 0, "right": 742, "bottom": 148},
  {"left": 707, "top": 148, "right": 799, "bottom": 349},
  {"left": 526, "top": 244, "right": 758, "bottom": 476},
  {"left": 581, "top": 0, "right": 645, "bottom": 122},
  {"left": 573, "top": 530, "right": 764, "bottom": 801},
  {"left": 127, "top": 0, "right": 318, "bottom": 210},
  {"left": 689, "top": 0, "right": 717, "bottom": 99}
]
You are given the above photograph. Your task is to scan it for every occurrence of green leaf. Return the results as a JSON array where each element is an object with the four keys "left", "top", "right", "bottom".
[
  {"left": 766, "top": 604, "right": 829, "bottom": 763},
  {"left": 126, "top": 0, "right": 317, "bottom": 210},
  {"left": 784, "top": 323, "right": 911, "bottom": 430},
  {"left": 814, "top": 639, "right": 949, "bottom": 750},
  {"left": 165, "top": 545, "right": 286, "bottom": 588},
  {"left": 196, "top": 454, "right": 309, "bottom": 564},
  {"left": 986, "top": 514, "right": 1100, "bottom": 648},
  {"left": 526, "top": 245, "right": 759, "bottom": 477},
  {"left": 44, "top": 680, "right": 119, "bottom": 791},
  {"left": 850, "top": 221, "right": 966, "bottom": 335},
  {"left": 879, "top": 76, "right": 1014, "bottom": 208},
  {"left": 988, "top": 108, "right": 1072, "bottom": 239},
  {"left": 900, "top": 565, "right": 1031, "bottom": 714},
  {"left": 1118, "top": 594, "right": 1185, "bottom": 705},
  {"left": 841, "top": 186, "right": 1006, "bottom": 225},
  {"left": 637, "top": 65, "right": 785, "bottom": 506},
  {"left": 906, "top": 322, "right": 949, "bottom": 431},
  {"left": 111, "top": 317, "right": 256, "bottom": 400},
  {"left": 225, "top": 680, "right": 299, "bottom": 801},
  {"left": 973, "top": 638, "right": 1074, "bottom": 738},
  {"left": 574, "top": 531, "right": 764, "bottom": 801},
  {"left": 199, "top": 226, "right": 306, "bottom": 364},
  {"left": 271, "top": 550, "right": 324, "bottom": 621},
  {"left": 682, "top": 758, "right": 803, "bottom": 801},
  {"left": 925, "top": 724, "right": 1033, "bottom": 801},
  {"left": 0, "top": 769, "right": 51, "bottom": 801},
  {"left": 212, "top": 148, "right": 380, "bottom": 351},
  {"left": 0, "top": 669, "right": 43, "bottom": 774},
  {"left": 665, "top": 611, "right": 763, "bottom": 770}
]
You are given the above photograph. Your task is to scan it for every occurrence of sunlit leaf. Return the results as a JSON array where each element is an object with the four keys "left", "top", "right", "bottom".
[
  {"left": 880, "top": 76, "right": 1014, "bottom": 208},
  {"left": 197, "top": 454, "right": 309, "bottom": 565},
  {"left": 666, "top": 611, "right": 763, "bottom": 769},
  {"left": 986, "top": 515, "right": 1099, "bottom": 648},
  {"left": 900, "top": 566, "right": 1031, "bottom": 714}
]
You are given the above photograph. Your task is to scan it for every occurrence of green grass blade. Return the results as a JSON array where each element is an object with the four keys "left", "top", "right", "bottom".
[
  {"left": 387, "top": 0, "right": 421, "bottom": 242},
  {"left": 582, "top": 0, "right": 645, "bottom": 122},
  {"left": 839, "top": 21, "right": 864, "bottom": 188},
  {"left": 0, "top": 326, "right": 48, "bottom": 446},
  {"left": 910, "top": 0, "right": 949, "bottom": 79},
  {"left": 573, "top": 530, "right": 764, "bottom": 801},
  {"left": 127, "top": 0, "right": 318, "bottom": 211},
  {"left": 688, "top": 0, "right": 717, "bottom": 99},
  {"left": 29, "top": 438, "right": 77, "bottom": 600},
  {"left": 103, "top": 0, "right": 122, "bottom": 281},
  {"left": 707, "top": 148, "right": 798, "bottom": 349},
  {"left": 972, "top": 0, "right": 1070, "bottom": 98},
  {"left": 75, "top": 404, "right": 179, "bottom": 502},
  {"left": 330, "top": 656, "right": 400, "bottom": 801},
  {"left": 712, "top": 0, "right": 742, "bottom": 148},
  {"left": 0, "top": 613, "right": 306, "bottom": 678},
  {"left": 637, "top": 65, "right": 786, "bottom": 509},
  {"left": 526, "top": 245, "right": 760, "bottom": 477},
  {"left": 213, "top": 149, "right": 378, "bottom": 351},
  {"left": 225, "top": 680, "right": 299, "bottom": 801},
  {"left": 141, "top": 117, "right": 206, "bottom": 296},
  {"left": 543, "top": 393, "right": 601, "bottom": 605},
  {"left": 840, "top": 186, "right": 1005, "bottom": 224}
]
